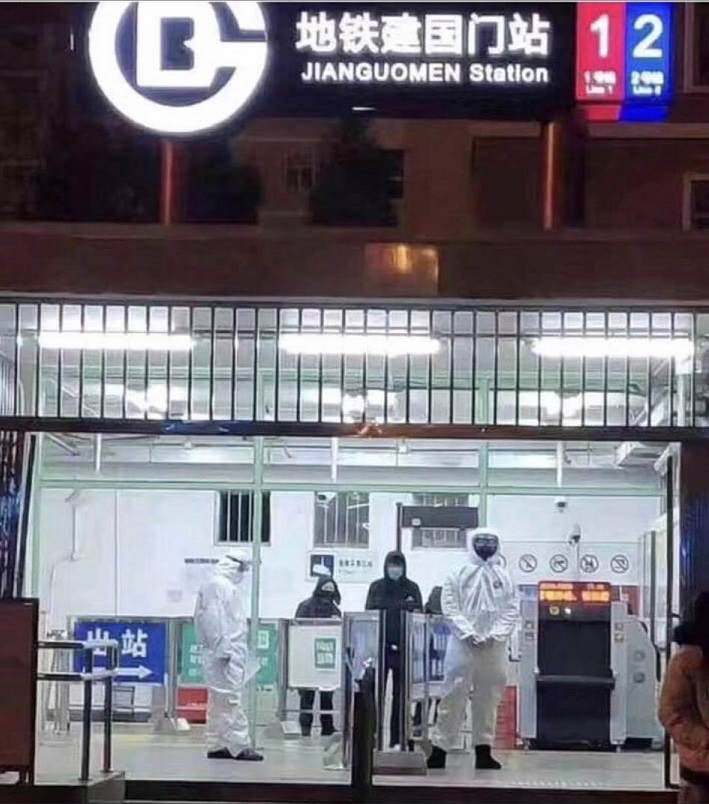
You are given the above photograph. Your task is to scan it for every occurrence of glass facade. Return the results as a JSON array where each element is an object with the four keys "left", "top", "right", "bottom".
[
  {"left": 30, "top": 434, "right": 674, "bottom": 791},
  {"left": 4, "top": 297, "right": 691, "bottom": 793},
  {"left": 0, "top": 300, "right": 701, "bottom": 432}
]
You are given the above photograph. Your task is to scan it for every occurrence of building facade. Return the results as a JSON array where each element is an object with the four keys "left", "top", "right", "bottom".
[{"left": 2, "top": 3, "right": 709, "bottom": 799}]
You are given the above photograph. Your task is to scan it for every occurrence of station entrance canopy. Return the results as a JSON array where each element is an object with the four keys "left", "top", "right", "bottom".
[{"left": 0, "top": 299, "right": 703, "bottom": 440}]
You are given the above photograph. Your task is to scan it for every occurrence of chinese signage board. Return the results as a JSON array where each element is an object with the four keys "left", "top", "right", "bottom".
[
  {"left": 308, "top": 550, "right": 378, "bottom": 584},
  {"left": 575, "top": 2, "right": 673, "bottom": 121},
  {"left": 314, "top": 637, "right": 338, "bottom": 670},
  {"left": 288, "top": 622, "right": 341, "bottom": 689},
  {"left": 539, "top": 581, "right": 612, "bottom": 606},
  {"left": 179, "top": 621, "right": 278, "bottom": 689},
  {"left": 86, "top": 1, "right": 576, "bottom": 134},
  {"left": 293, "top": 7, "right": 554, "bottom": 86},
  {"left": 265, "top": 2, "right": 575, "bottom": 119},
  {"left": 73, "top": 619, "right": 167, "bottom": 684},
  {"left": 87, "top": 1, "right": 674, "bottom": 134}
]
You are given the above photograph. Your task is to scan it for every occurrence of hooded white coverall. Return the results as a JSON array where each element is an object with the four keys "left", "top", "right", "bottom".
[
  {"left": 194, "top": 553, "right": 251, "bottom": 757},
  {"left": 432, "top": 530, "right": 519, "bottom": 750}
]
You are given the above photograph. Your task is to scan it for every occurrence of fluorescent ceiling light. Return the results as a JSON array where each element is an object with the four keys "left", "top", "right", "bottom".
[
  {"left": 532, "top": 336, "right": 694, "bottom": 360},
  {"left": 342, "top": 391, "right": 388, "bottom": 417},
  {"left": 38, "top": 332, "right": 194, "bottom": 352},
  {"left": 540, "top": 392, "right": 605, "bottom": 418},
  {"left": 280, "top": 333, "right": 440, "bottom": 357}
]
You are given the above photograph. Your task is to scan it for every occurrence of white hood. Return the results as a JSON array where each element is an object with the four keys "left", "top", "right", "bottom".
[
  {"left": 215, "top": 550, "right": 252, "bottom": 586},
  {"left": 441, "top": 529, "right": 518, "bottom": 642}
]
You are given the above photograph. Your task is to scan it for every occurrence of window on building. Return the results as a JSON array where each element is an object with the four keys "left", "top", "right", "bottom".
[
  {"left": 285, "top": 152, "right": 315, "bottom": 194},
  {"left": 382, "top": 149, "right": 405, "bottom": 201},
  {"left": 683, "top": 175, "right": 709, "bottom": 230},
  {"left": 313, "top": 491, "right": 370, "bottom": 547},
  {"left": 687, "top": 4, "right": 709, "bottom": 88},
  {"left": 217, "top": 491, "right": 271, "bottom": 544},
  {"left": 410, "top": 492, "right": 471, "bottom": 550}
]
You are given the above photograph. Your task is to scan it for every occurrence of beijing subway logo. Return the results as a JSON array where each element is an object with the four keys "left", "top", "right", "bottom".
[{"left": 88, "top": 2, "right": 268, "bottom": 135}]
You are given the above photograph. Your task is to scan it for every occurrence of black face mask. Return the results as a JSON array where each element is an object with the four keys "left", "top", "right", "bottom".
[{"left": 473, "top": 534, "right": 499, "bottom": 561}]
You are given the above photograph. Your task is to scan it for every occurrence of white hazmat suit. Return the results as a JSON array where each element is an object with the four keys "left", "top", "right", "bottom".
[
  {"left": 431, "top": 529, "right": 518, "bottom": 764},
  {"left": 194, "top": 551, "right": 262, "bottom": 761}
]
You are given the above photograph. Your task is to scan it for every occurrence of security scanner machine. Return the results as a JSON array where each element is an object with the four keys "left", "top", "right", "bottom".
[
  {"left": 520, "top": 581, "right": 625, "bottom": 750},
  {"left": 519, "top": 581, "right": 661, "bottom": 750}
]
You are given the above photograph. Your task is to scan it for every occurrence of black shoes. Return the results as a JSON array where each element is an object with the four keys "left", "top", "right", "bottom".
[
  {"left": 475, "top": 744, "right": 502, "bottom": 770},
  {"left": 426, "top": 744, "right": 501, "bottom": 771},
  {"left": 207, "top": 748, "right": 264, "bottom": 762},
  {"left": 427, "top": 745, "right": 447, "bottom": 769}
]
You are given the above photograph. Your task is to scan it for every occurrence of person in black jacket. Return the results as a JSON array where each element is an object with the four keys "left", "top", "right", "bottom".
[
  {"left": 365, "top": 550, "right": 423, "bottom": 748},
  {"left": 295, "top": 575, "right": 341, "bottom": 737}
]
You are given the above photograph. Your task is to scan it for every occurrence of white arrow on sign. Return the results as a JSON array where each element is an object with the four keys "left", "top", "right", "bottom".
[{"left": 118, "top": 665, "right": 152, "bottom": 680}]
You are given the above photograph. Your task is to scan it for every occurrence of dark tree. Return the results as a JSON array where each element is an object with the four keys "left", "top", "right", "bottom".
[
  {"left": 185, "top": 139, "right": 262, "bottom": 224},
  {"left": 310, "top": 118, "right": 397, "bottom": 227},
  {"left": 35, "top": 122, "right": 160, "bottom": 222}
]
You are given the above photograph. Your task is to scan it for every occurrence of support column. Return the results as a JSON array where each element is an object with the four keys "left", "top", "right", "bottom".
[
  {"left": 540, "top": 113, "right": 587, "bottom": 230},
  {"left": 541, "top": 117, "right": 565, "bottom": 231},
  {"left": 678, "top": 443, "right": 709, "bottom": 616},
  {"left": 159, "top": 140, "right": 186, "bottom": 225}
]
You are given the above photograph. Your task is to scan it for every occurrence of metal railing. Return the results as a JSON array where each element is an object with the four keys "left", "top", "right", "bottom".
[
  {"left": 37, "top": 638, "right": 118, "bottom": 782},
  {"left": 0, "top": 300, "right": 700, "bottom": 434}
]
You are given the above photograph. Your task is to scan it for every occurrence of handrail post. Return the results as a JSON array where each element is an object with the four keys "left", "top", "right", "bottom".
[
  {"left": 376, "top": 610, "right": 387, "bottom": 751},
  {"left": 103, "top": 645, "right": 114, "bottom": 774},
  {"left": 351, "top": 665, "right": 376, "bottom": 803},
  {"left": 276, "top": 619, "right": 289, "bottom": 723},
  {"left": 80, "top": 648, "right": 94, "bottom": 782}
]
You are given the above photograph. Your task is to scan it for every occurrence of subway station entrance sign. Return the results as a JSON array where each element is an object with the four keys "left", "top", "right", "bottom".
[
  {"left": 86, "top": 2, "right": 672, "bottom": 135},
  {"left": 295, "top": 8, "right": 554, "bottom": 88},
  {"left": 86, "top": 1, "right": 575, "bottom": 133}
]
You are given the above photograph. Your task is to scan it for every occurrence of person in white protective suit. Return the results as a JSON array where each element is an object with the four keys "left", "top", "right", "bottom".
[
  {"left": 194, "top": 550, "right": 264, "bottom": 761},
  {"left": 428, "top": 528, "right": 518, "bottom": 771}
]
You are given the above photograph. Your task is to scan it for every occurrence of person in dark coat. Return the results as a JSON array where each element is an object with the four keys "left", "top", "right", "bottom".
[
  {"left": 365, "top": 550, "right": 423, "bottom": 748},
  {"left": 659, "top": 593, "right": 709, "bottom": 803},
  {"left": 295, "top": 576, "right": 341, "bottom": 737},
  {"left": 425, "top": 586, "right": 442, "bottom": 616}
]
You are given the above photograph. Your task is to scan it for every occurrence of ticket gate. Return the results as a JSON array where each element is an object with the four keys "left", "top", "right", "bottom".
[{"left": 519, "top": 581, "right": 627, "bottom": 750}]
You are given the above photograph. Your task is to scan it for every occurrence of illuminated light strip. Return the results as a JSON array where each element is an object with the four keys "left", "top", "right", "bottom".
[
  {"left": 279, "top": 333, "right": 440, "bottom": 357},
  {"left": 38, "top": 332, "right": 195, "bottom": 352},
  {"left": 532, "top": 337, "right": 694, "bottom": 360}
]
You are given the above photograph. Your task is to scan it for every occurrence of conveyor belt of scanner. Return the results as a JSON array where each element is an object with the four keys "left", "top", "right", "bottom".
[{"left": 537, "top": 674, "right": 615, "bottom": 689}]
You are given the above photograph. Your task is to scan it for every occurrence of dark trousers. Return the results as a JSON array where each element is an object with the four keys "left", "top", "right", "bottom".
[{"left": 298, "top": 689, "right": 335, "bottom": 735}]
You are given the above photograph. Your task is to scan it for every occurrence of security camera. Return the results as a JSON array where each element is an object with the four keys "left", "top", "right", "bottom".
[
  {"left": 567, "top": 523, "right": 582, "bottom": 546},
  {"left": 554, "top": 496, "right": 568, "bottom": 512}
]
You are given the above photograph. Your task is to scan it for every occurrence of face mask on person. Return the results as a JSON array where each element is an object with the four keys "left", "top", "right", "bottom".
[
  {"left": 320, "top": 582, "right": 336, "bottom": 598},
  {"left": 473, "top": 533, "right": 499, "bottom": 562},
  {"left": 387, "top": 565, "right": 404, "bottom": 581}
]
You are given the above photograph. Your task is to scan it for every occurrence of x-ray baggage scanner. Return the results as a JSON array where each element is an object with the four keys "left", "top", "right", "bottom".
[{"left": 519, "top": 581, "right": 627, "bottom": 750}]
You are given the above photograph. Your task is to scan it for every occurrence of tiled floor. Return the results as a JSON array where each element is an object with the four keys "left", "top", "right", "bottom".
[{"left": 11, "top": 727, "right": 672, "bottom": 792}]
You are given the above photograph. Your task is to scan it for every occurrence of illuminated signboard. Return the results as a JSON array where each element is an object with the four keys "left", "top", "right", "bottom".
[
  {"left": 575, "top": 2, "right": 673, "bottom": 121},
  {"left": 265, "top": 3, "right": 576, "bottom": 119},
  {"left": 294, "top": 8, "right": 553, "bottom": 87},
  {"left": 539, "top": 581, "right": 612, "bottom": 605},
  {"left": 88, "top": 2, "right": 269, "bottom": 135},
  {"left": 86, "top": 2, "right": 575, "bottom": 133}
]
